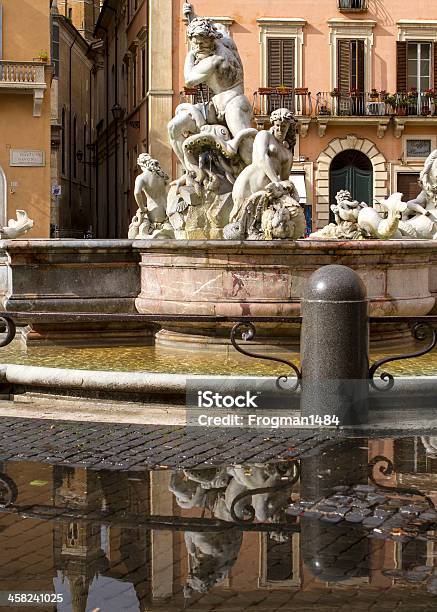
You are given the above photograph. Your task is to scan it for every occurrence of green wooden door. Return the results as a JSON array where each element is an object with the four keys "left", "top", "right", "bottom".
[{"left": 329, "top": 165, "right": 372, "bottom": 221}]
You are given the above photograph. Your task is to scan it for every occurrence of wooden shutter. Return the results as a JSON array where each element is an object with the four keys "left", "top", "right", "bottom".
[
  {"left": 397, "top": 41, "right": 407, "bottom": 92},
  {"left": 434, "top": 43, "right": 437, "bottom": 89},
  {"left": 337, "top": 39, "right": 351, "bottom": 92},
  {"left": 356, "top": 40, "right": 365, "bottom": 92},
  {"left": 267, "top": 38, "right": 295, "bottom": 87},
  {"left": 397, "top": 173, "right": 421, "bottom": 202}
]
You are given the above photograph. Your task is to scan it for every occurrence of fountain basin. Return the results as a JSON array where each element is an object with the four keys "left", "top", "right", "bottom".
[
  {"left": 0, "top": 239, "right": 154, "bottom": 346},
  {"left": 134, "top": 239, "right": 436, "bottom": 350}
]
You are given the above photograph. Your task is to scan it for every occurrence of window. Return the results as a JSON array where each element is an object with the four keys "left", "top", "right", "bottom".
[
  {"left": 267, "top": 38, "right": 295, "bottom": 88},
  {"left": 73, "top": 116, "right": 77, "bottom": 179},
  {"left": 328, "top": 19, "right": 375, "bottom": 95},
  {"left": 337, "top": 39, "right": 365, "bottom": 92},
  {"left": 397, "top": 40, "right": 437, "bottom": 92},
  {"left": 408, "top": 42, "right": 431, "bottom": 91},
  {"left": 61, "top": 108, "right": 66, "bottom": 175},
  {"left": 83, "top": 123, "right": 87, "bottom": 182},
  {"left": 141, "top": 46, "right": 146, "bottom": 99},
  {"left": 397, "top": 173, "right": 421, "bottom": 201},
  {"left": 131, "top": 52, "right": 137, "bottom": 108}
]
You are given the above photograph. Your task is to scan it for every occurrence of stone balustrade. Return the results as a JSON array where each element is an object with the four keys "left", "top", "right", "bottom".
[{"left": 0, "top": 61, "right": 47, "bottom": 116}]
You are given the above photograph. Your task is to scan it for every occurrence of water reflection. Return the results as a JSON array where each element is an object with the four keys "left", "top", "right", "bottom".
[{"left": 0, "top": 436, "right": 437, "bottom": 609}]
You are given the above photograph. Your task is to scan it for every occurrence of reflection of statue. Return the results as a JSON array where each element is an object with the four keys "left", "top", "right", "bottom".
[
  {"left": 169, "top": 462, "right": 296, "bottom": 598},
  {"left": 398, "top": 150, "right": 437, "bottom": 239},
  {"left": 421, "top": 436, "right": 437, "bottom": 458},
  {"left": 128, "top": 154, "right": 174, "bottom": 239}
]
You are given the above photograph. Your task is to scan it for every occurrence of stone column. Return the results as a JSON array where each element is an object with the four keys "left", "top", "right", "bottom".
[
  {"left": 301, "top": 264, "right": 369, "bottom": 426},
  {"left": 148, "top": 0, "right": 173, "bottom": 176}
]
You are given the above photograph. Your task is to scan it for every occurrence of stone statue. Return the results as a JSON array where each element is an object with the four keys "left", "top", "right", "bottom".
[
  {"left": 309, "top": 191, "right": 406, "bottom": 240},
  {"left": 397, "top": 149, "right": 437, "bottom": 239},
  {"left": 128, "top": 154, "right": 174, "bottom": 239},
  {"left": 127, "top": 7, "right": 307, "bottom": 241},
  {"left": 0, "top": 210, "right": 34, "bottom": 239},
  {"left": 224, "top": 109, "right": 305, "bottom": 240},
  {"left": 168, "top": 15, "right": 254, "bottom": 173}
]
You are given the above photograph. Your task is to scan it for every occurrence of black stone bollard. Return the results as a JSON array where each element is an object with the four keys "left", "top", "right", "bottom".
[{"left": 301, "top": 264, "right": 369, "bottom": 426}]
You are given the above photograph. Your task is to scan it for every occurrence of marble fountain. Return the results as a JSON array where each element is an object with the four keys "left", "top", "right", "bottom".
[{"left": 1, "top": 7, "right": 437, "bottom": 376}]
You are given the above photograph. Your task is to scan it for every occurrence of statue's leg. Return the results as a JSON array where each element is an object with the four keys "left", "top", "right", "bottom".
[
  {"left": 167, "top": 103, "right": 206, "bottom": 168},
  {"left": 224, "top": 95, "right": 255, "bottom": 165}
]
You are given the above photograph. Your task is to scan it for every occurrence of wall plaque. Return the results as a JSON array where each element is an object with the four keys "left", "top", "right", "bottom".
[{"left": 10, "top": 149, "right": 45, "bottom": 167}]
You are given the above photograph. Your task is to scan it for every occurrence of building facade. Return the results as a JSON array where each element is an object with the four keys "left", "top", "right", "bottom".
[
  {"left": 161, "top": 0, "right": 437, "bottom": 231},
  {"left": 50, "top": 2, "right": 97, "bottom": 238},
  {"left": 91, "top": 0, "right": 149, "bottom": 238},
  {"left": 0, "top": 0, "right": 52, "bottom": 237}
]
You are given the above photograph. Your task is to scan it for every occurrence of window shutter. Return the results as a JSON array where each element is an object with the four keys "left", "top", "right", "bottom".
[
  {"left": 337, "top": 39, "right": 351, "bottom": 92},
  {"left": 0, "top": 5, "right": 3, "bottom": 61},
  {"left": 267, "top": 38, "right": 295, "bottom": 87},
  {"left": 357, "top": 39, "right": 365, "bottom": 92},
  {"left": 397, "top": 41, "right": 407, "bottom": 92},
  {"left": 434, "top": 43, "right": 437, "bottom": 89}
]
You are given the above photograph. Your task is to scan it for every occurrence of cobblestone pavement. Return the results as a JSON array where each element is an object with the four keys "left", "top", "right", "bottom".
[
  {"left": 0, "top": 416, "right": 434, "bottom": 471},
  {"left": 0, "top": 416, "right": 341, "bottom": 470}
]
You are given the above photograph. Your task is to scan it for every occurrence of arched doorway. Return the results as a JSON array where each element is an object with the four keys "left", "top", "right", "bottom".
[{"left": 329, "top": 150, "right": 373, "bottom": 221}]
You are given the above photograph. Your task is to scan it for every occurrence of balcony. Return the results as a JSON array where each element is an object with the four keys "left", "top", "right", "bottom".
[
  {"left": 337, "top": 0, "right": 368, "bottom": 12},
  {"left": 252, "top": 87, "right": 313, "bottom": 135},
  {"left": 0, "top": 61, "right": 47, "bottom": 117}
]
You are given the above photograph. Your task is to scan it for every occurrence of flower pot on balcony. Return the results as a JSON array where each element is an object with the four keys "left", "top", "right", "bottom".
[
  {"left": 396, "top": 107, "right": 407, "bottom": 116},
  {"left": 258, "top": 87, "right": 274, "bottom": 95},
  {"left": 276, "top": 87, "right": 293, "bottom": 96}
]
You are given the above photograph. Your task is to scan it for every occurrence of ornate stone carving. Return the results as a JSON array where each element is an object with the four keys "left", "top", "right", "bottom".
[
  {"left": 0, "top": 210, "right": 34, "bottom": 239},
  {"left": 310, "top": 191, "right": 406, "bottom": 240},
  {"left": 397, "top": 149, "right": 437, "bottom": 239},
  {"left": 128, "top": 154, "right": 174, "bottom": 239},
  {"left": 128, "top": 8, "right": 305, "bottom": 241}
]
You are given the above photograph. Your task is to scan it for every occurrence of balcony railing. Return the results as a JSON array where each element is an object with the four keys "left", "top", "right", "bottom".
[
  {"left": 315, "top": 91, "right": 437, "bottom": 117},
  {"left": 337, "top": 0, "right": 368, "bottom": 11},
  {"left": 0, "top": 61, "right": 47, "bottom": 117},
  {"left": 253, "top": 87, "right": 312, "bottom": 117},
  {"left": 0, "top": 61, "right": 46, "bottom": 86}
]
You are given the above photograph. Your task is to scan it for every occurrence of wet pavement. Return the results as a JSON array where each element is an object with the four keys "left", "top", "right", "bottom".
[{"left": 0, "top": 428, "right": 437, "bottom": 609}]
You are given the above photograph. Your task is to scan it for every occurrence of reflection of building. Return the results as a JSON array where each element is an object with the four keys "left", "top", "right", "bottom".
[{"left": 0, "top": 0, "right": 53, "bottom": 237}]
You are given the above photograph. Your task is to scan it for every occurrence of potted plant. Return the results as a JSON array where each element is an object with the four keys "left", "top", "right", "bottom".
[
  {"left": 330, "top": 87, "right": 341, "bottom": 97},
  {"left": 385, "top": 94, "right": 397, "bottom": 114},
  {"left": 276, "top": 84, "right": 293, "bottom": 95},
  {"left": 369, "top": 88, "right": 379, "bottom": 100},
  {"left": 349, "top": 87, "right": 360, "bottom": 98},
  {"left": 396, "top": 93, "right": 408, "bottom": 116},
  {"left": 38, "top": 50, "right": 49, "bottom": 62}
]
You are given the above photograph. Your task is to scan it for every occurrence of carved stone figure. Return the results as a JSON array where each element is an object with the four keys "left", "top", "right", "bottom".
[
  {"left": 309, "top": 191, "right": 406, "bottom": 240},
  {"left": 397, "top": 149, "right": 437, "bottom": 239},
  {"left": 128, "top": 154, "right": 174, "bottom": 239},
  {"left": 0, "top": 210, "right": 34, "bottom": 239},
  {"left": 223, "top": 109, "right": 304, "bottom": 240},
  {"left": 168, "top": 15, "right": 254, "bottom": 173},
  {"left": 230, "top": 108, "right": 297, "bottom": 222}
]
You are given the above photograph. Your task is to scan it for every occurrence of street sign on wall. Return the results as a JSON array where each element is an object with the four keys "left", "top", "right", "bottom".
[{"left": 10, "top": 150, "right": 45, "bottom": 167}]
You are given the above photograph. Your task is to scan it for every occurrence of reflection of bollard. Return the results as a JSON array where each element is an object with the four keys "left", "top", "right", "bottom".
[{"left": 301, "top": 265, "right": 369, "bottom": 426}]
